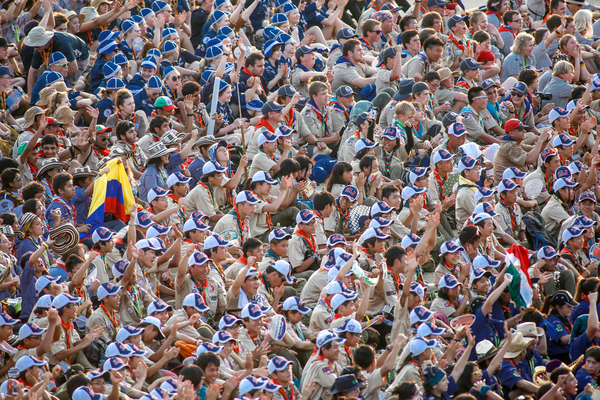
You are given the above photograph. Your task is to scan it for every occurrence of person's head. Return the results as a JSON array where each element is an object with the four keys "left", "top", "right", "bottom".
[
  {"left": 459, "top": 225, "right": 481, "bottom": 256},
  {"left": 467, "top": 86, "right": 487, "bottom": 111},
  {"left": 423, "top": 36, "right": 444, "bottom": 63},
  {"left": 385, "top": 244, "right": 408, "bottom": 272},
  {"left": 149, "top": 115, "right": 170, "bottom": 138},
  {"left": 52, "top": 172, "right": 74, "bottom": 200},
  {"left": 401, "top": 30, "right": 420, "bottom": 53},
  {"left": 392, "top": 381, "right": 420, "bottom": 400},
  {"left": 66, "top": 374, "right": 91, "bottom": 399},
  {"left": 503, "top": 10, "right": 522, "bottom": 31},
  {"left": 518, "top": 68, "right": 540, "bottom": 90},
  {"left": 422, "top": 12, "right": 443, "bottom": 32},
  {"left": 245, "top": 52, "right": 265, "bottom": 77},
  {"left": 0, "top": 168, "right": 21, "bottom": 192},
  {"left": 326, "top": 161, "right": 353, "bottom": 191},
  {"left": 362, "top": 19, "right": 382, "bottom": 43},
  {"left": 314, "top": 191, "right": 335, "bottom": 216},
  {"left": 449, "top": 15, "right": 468, "bottom": 36},
  {"left": 309, "top": 81, "right": 329, "bottom": 108},
  {"left": 550, "top": 368, "right": 578, "bottom": 397},
  {"left": 584, "top": 347, "right": 600, "bottom": 375},
  {"left": 196, "top": 352, "right": 220, "bottom": 385},
  {"left": 399, "top": 15, "right": 418, "bottom": 31},
  {"left": 116, "top": 120, "right": 137, "bottom": 144},
  {"left": 550, "top": 0, "right": 567, "bottom": 14},
  {"left": 553, "top": 59, "right": 575, "bottom": 83},
  {"left": 115, "top": 88, "right": 135, "bottom": 116},
  {"left": 179, "top": 365, "right": 203, "bottom": 390},
  {"left": 342, "top": 38, "right": 364, "bottom": 63}
]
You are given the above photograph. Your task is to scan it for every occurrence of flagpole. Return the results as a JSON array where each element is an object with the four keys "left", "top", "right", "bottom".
[{"left": 236, "top": 79, "right": 248, "bottom": 180}]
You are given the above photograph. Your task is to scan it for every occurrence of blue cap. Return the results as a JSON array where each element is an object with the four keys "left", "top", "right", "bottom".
[
  {"left": 458, "top": 156, "right": 478, "bottom": 172},
  {"left": 45, "top": 71, "right": 63, "bottom": 85},
  {"left": 371, "top": 201, "right": 393, "bottom": 216},
  {"left": 97, "top": 39, "right": 118, "bottom": 54},
  {"left": 268, "top": 356, "right": 293, "bottom": 374},
  {"left": 218, "top": 26, "right": 234, "bottom": 37},
  {"left": 98, "top": 30, "right": 119, "bottom": 42},
  {"left": 51, "top": 293, "right": 81, "bottom": 309},
  {"left": 147, "top": 48, "right": 162, "bottom": 59},
  {"left": 401, "top": 185, "right": 426, "bottom": 201},
  {"left": 86, "top": 370, "right": 110, "bottom": 381},
  {"left": 381, "top": 127, "right": 399, "bottom": 141},
  {"left": 537, "top": 246, "right": 558, "bottom": 260},
  {"left": 410, "top": 282, "right": 425, "bottom": 298},
  {"left": 433, "top": 149, "right": 453, "bottom": 164},
  {"left": 236, "top": 190, "right": 261, "bottom": 205},
  {"left": 573, "top": 215, "right": 597, "bottom": 229},
  {"left": 121, "top": 19, "right": 135, "bottom": 34},
  {"left": 161, "top": 40, "right": 178, "bottom": 55},
  {"left": 252, "top": 171, "right": 277, "bottom": 184},
  {"left": 130, "top": 15, "right": 143, "bottom": 23},
  {"left": 151, "top": 0, "right": 168, "bottom": 13},
  {"left": 503, "top": 167, "right": 527, "bottom": 180},
  {"left": 102, "top": 62, "right": 121, "bottom": 79},
  {"left": 448, "top": 14, "right": 468, "bottom": 29},
  {"left": 401, "top": 233, "right": 421, "bottom": 248},
  {"left": 334, "top": 318, "right": 362, "bottom": 334},
  {"left": 35, "top": 275, "right": 60, "bottom": 294},
  {"left": 113, "top": 53, "right": 128, "bottom": 66},
  {"left": 475, "top": 187, "right": 496, "bottom": 202},
  {"left": 408, "top": 167, "right": 430, "bottom": 185},
  {"left": 472, "top": 212, "right": 497, "bottom": 226},
  {"left": 363, "top": 227, "right": 390, "bottom": 240},
  {"left": 271, "top": 13, "right": 288, "bottom": 24},
  {"left": 239, "top": 377, "right": 269, "bottom": 396},
  {"left": 498, "top": 178, "right": 519, "bottom": 193},
  {"left": 337, "top": 27, "right": 357, "bottom": 40},
  {"left": 188, "top": 252, "right": 210, "bottom": 266},
  {"left": 103, "top": 357, "right": 128, "bottom": 371},
  {"left": 473, "top": 202, "right": 497, "bottom": 217},
  {"left": 409, "top": 307, "right": 434, "bottom": 325},
  {"left": 116, "top": 325, "right": 145, "bottom": 342},
  {"left": 548, "top": 107, "right": 571, "bottom": 123},
  {"left": 296, "top": 209, "right": 316, "bottom": 225},
  {"left": 263, "top": 26, "right": 283, "bottom": 40},
  {"left": 35, "top": 294, "right": 54, "bottom": 309},
  {"left": 276, "top": 0, "right": 291, "bottom": 7},
  {"left": 244, "top": 99, "right": 263, "bottom": 111},
  {"left": 0, "top": 66, "right": 13, "bottom": 77},
  {"left": 325, "top": 235, "right": 345, "bottom": 249},
  {"left": 219, "top": 314, "right": 242, "bottom": 330},
  {"left": 106, "top": 78, "right": 126, "bottom": 90},
  {"left": 0, "top": 313, "right": 18, "bottom": 326},
  {"left": 147, "top": 224, "right": 172, "bottom": 239},
  {"left": 275, "top": 125, "right": 295, "bottom": 138},
  {"left": 182, "top": 293, "right": 210, "bottom": 312},
  {"left": 579, "top": 191, "right": 597, "bottom": 204},
  {"left": 569, "top": 161, "right": 587, "bottom": 175},
  {"left": 149, "top": 300, "right": 173, "bottom": 315},
  {"left": 268, "top": 228, "right": 292, "bottom": 242},
  {"left": 135, "top": 211, "right": 153, "bottom": 228},
  {"left": 241, "top": 303, "right": 266, "bottom": 320},
  {"left": 442, "top": 112, "right": 458, "bottom": 128},
  {"left": 261, "top": 100, "right": 285, "bottom": 115},
  {"left": 212, "top": 330, "right": 236, "bottom": 344},
  {"left": 341, "top": 185, "right": 359, "bottom": 202},
  {"left": 97, "top": 283, "right": 122, "bottom": 300},
  {"left": 294, "top": 45, "right": 314, "bottom": 60},
  {"left": 440, "top": 239, "right": 464, "bottom": 255},
  {"left": 316, "top": 329, "right": 345, "bottom": 348},
  {"left": 552, "top": 133, "right": 575, "bottom": 147},
  {"left": 439, "top": 273, "right": 461, "bottom": 289},
  {"left": 369, "top": 217, "right": 394, "bottom": 229},
  {"left": 282, "top": 296, "right": 310, "bottom": 314},
  {"left": 258, "top": 131, "right": 279, "bottom": 147},
  {"left": 18, "top": 323, "right": 47, "bottom": 340},
  {"left": 48, "top": 52, "right": 67, "bottom": 66},
  {"left": 263, "top": 39, "right": 282, "bottom": 58},
  {"left": 355, "top": 138, "right": 378, "bottom": 153},
  {"left": 161, "top": 66, "right": 177, "bottom": 79},
  {"left": 381, "top": 2, "right": 402, "bottom": 11},
  {"left": 459, "top": 57, "right": 481, "bottom": 72},
  {"left": 162, "top": 27, "right": 177, "bottom": 38},
  {"left": 541, "top": 148, "right": 558, "bottom": 163},
  {"left": 183, "top": 218, "right": 210, "bottom": 233},
  {"left": 393, "top": 79, "right": 414, "bottom": 101},
  {"left": 144, "top": 75, "right": 161, "bottom": 91},
  {"left": 16, "top": 355, "right": 46, "bottom": 373},
  {"left": 106, "top": 342, "right": 135, "bottom": 358},
  {"left": 417, "top": 321, "right": 446, "bottom": 337},
  {"left": 562, "top": 226, "right": 586, "bottom": 242},
  {"left": 554, "top": 177, "right": 577, "bottom": 192},
  {"left": 72, "top": 386, "right": 103, "bottom": 400},
  {"left": 282, "top": 2, "right": 297, "bottom": 13},
  {"left": 473, "top": 254, "right": 502, "bottom": 269},
  {"left": 448, "top": 122, "right": 467, "bottom": 137},
  {"left": 481, "top": 79, "right": 499, "bottom": 91},
  {"left": 204, "top": 233, "right": 230, "bottom": 250},
  {"left": 148, "top": 187, "right": 170, "bottom": 204},
  {"left": 277, "top": 33, "right": 293, "bottom": 44},
  {"left": 202, "top": 160, "right": 227, "bottom": 175},
  {"left": 126, "top": 343, "right": 147, "bottom": 357}
]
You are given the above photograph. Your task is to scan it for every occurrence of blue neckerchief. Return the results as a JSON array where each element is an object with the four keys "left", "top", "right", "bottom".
[
  {"left": 330, "top": 43, "right": 342, "bottom": 53},
  {"left": 295, "top": 63, "right": 310, "bottom": 72},
  {"left": 487, "top": 101, "right": 501, "bottom": 123},
  {"left": 502, "top": 134, "right": 515, "bottom": 141},
  {"left": 336, "top": 56, "right": 354, "bottom": 66}
]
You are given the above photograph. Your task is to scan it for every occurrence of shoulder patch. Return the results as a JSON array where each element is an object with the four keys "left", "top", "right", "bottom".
[
  {"left": 323, "top": 367, "right": 334, "bottom": 374},
  {"left": 104, "top": 109, "right": 112, "bottom": 118}
]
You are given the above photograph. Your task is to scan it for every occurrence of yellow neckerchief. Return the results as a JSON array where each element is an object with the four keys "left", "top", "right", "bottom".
[{"left": 458, "top": 175, "right": 479, "bottom": 192}]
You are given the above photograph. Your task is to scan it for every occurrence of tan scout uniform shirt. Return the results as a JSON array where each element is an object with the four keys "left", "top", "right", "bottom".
[
  {"left": 494, "top": 202, "right": 524, "bottom": 240},
  {"left": 430, "top": 296, "right": 458, "bottom": 318},
  {"left": 272, "top": 383, "right": 301, "bottom": 400},
  {"left": 315, "top": 216, "right": 327, "bottom": 247},
  {"left": 455, "top": 176, "right": 479, "bottom": 228},
  {"left": 493, "top": 140, "right": 532, "bottom": 184},
  {"left": 107, "top": 111, "right": 148, "bottom": 142},
  {"left": 248, "top": 151, "right": 278, "bottom": 179},
  {"left": 48, "top": 325, "right": 81, "bottom": 367},
  {"left": 309, "top": 297, "right": 335, "bottom": 332},
  {"left": 362, "top": 369, "right": 385, "bottom": 400},
  {"left": 444, "top": 35, "right": 473, "bottom": 71},
  {"left": 460, "top": 105, "right": 487, "bottom": 144},
  {"left": 238, "top": 327, "right": 267, "bottom": 354},
  {"left": 300, "top": 355, "right": 341, "bottom": 400},
  {"left": 86, "top": 305, "right": 120, "bottom": 343},
  {"left": 367, "top": 270, "right": 398, "bottom": 315},
  {"left": 249, "top": 193, "right": 277, "bottom": 238},
  {"left": 300, "top": 104, "right": 335, "bottom": 142},
  {"left": 214, "top": 212, "right": 249, "bottom": 248},
  {"left": 91, "top": 252, "right": 113, "bottom": 284},
  {"left": 436, "top": 86, "right": 461, "bottom": 105},
  {"left": 166, "top": 309, "right": 200, "bottom": 340},
  {"left": 118, "top": 285, "right": 154, "bottom": 326},
  {"left": 174, "top": 273, "right": 225, "bottom": 323},
  {"left": 329, "top": 103, "right": 350, "bottom": 134},
  {"left": 300, "top": 268, "right": 328, "bottom": 308},
  {"left": 290, "top": 66, "right": 311, "bottom": 98},
  {"left": 541, "top": 195, "right": 572, "bottom": 237},
  {"left": 402, "top": 54, "right": 436, "bottom": 80},
  {"left": 288, "top": 231, "right": 317, "bottom": 271},
  {"left": 225, "top": 287, "right": 270, "bottom": 315},
  {"left": 185, "top": 181, "right": 228, "bottom": 218},
  {"left": 376, "top": 68, "right": 399, "bottom": 94},
  {"left": 167, "top": 196, "right": 186, "bottom": 229},
  {"left": 324, "top": 207, "right": 353, "bottom": 235},
  {"left": 331, "top": 61, "right": 377, "bottom": 94},
  {"left": 112, "top": 140, "right": 147, "bottom": 174}
]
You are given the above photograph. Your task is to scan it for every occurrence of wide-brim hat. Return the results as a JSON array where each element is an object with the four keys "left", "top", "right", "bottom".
[
  {"left": 192, "top": 136, "right": 218, "bottom": 149},
  {"left": 64, "top": 10, "right": 85, "bottom": 24},
  {"left": 49, "top": 224, "right": 79, "bottom": 255},
  {"left": 160, "top": 130, "right": 184, "bottom": 146},
  {"left": 53, "top": 105, "right": 78, "bottom": 124},
  {"left": 72, "top": 166, "right": 99, "bottom": 179},
  {"left": 147, "top": 142, "right": 176, "bottom": 160},
  {"left": 80, "top": 6, "right": 100, "bottom": 22},
  {"left": 36, "top": 158, "right": 68, "bottom": 179},
  {"left": 91, "top": 0, "right": 112, "bottom": 8},
  {"left": 505, "top": 332, "right": 535, "bottom": 358},
  {"left": 23, "top": 107, "right": 46, "bottom": 129},
  {"left": 24, "top": 27, "right": 54, "bottom": 48}
]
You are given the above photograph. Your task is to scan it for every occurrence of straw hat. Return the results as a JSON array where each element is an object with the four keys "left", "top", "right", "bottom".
[
  {"left": 23, "top": 107, "right": 46, "bottom": 129},
  {"left": 49, "top": 223, "right": 79, "bottom": 255},
  {"left": 72, "top": 166, "right": 98, "bottom": 179},
  {"left": 437, "top": 67, "right": 453, "bottom": 82},
  {"left": 64, "top": 11, "right": 85, "bottom": 25},
  {"left": 0, "top": 225, "right": 16, "bottom": 237},
  {"left": 91, "top": 0, "right": 112, "bottom": 8},
  {"left": 192, "top": 136, "right": 218, "bottom": 149},
  {"left": 24, "top": 27, "right": 54, "bottom": 48},
  {"left": 49, "top": 81, "right": 68, "bottom": 93},
  {"left": 475, "top": 340, "right": 498, "bottom": 362},
  {"left": 36, "top": 87, "right": 56, "bottom": 107},
  {"left": 19, "top": 212, "right": 39, "bottom": 237},
  {"left": 515, "top": 322, "right": 544, "bottom": 338},
  {"left": 160, "top": 130, "right": 184, "bottom": 146},
  {"left": 505, "top": 332, "right": 535, "bottom": 359},
  {"left": 36, "top": 158, "right": 68, "bottom": 180},
  {"left": 147, "top": 142, "right": 175, "bottom": 160},
  {"left": 54, "top": 106, "right": 77, "bottom": 125}
]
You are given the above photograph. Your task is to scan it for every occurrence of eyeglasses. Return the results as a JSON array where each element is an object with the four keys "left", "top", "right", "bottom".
[
  {"left": 511, "top": 92, "right": 525, "bottom": 98},
  {"left": 373, "top": 30, "right": 382, "bottom": 34},
  {"left": 429, "top": 83, "right": 440, "bottom": 88},
  {"left": 100, "top": 137, "right": 109, "bottom": 142},
  {"left": 56, "top": 63, "right": 68, "bottom": 68},
  {"left": 472, "top": 370, "right": 482, "bottom": 376},
  {"left": 172, "top": 76, "right": 181, "bottom": 81},
  {"left": 512, "top": 19, "right": 522, "bottom": 23}
]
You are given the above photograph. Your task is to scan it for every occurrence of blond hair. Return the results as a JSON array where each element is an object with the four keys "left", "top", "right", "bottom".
[
  {"left": 395, "top": 101, "right": 416, "bottom": 117},
  {"left": 510, "top": 32, "right": 534, "bottom": 55},
  {"left": 553, "top": 60, "right": 574, "bottom": 76},
  {"left": 574, "top": 9, "right": 593, "bottom": 38}
]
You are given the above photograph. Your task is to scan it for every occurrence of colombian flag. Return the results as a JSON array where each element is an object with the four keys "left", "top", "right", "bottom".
[{"left": 81, "top": 159, "right": 135, "bottom": 240}]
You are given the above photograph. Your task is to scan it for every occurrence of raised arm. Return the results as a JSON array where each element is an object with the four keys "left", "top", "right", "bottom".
[
  {"left": 587, "top": 291, "right": 598, "bottom": 340},
  {"left": 451, "top": 327, "right": 476, "bottom": 381},
  {"left": 482, "top": 273, "right": 512, "bottom": 316},
  {"left": 230, "top": 258, "right": 255, "bottom": 297},
  {"left": 487, "top": 323, "right": 512, "bottom": 375}
]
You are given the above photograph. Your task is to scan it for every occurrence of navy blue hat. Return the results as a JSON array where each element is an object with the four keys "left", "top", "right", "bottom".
[
  {"left": 573, "top": 215, "right": 597, "bottom": 229},
  {"left": 162, "top": 66, "right": 177, "bottom": 79},
  {"left": 370, "top": 200, "right": 394, "bottom": 216},
  {"left": 336, "top": 85, "right": 355, "bottom": 97},
  {"left": 475, "top": 186, "right": 496, "bottom": 202},
  {"left": 271, "top": 13, "right": 288, "bottom": 24},
  {"left": 162, "top": 40, "right": 178, "bottom": 54},
  {"left": 121, "top": 19, "right": 136, "bottom": 34},
  {"left": 412, "top": 81, "right": 429, "bottom": 94},
  {"left": 214, "top": 0, "right": 228, "bottom": 9},
  {"left": 0, "top": 66, "right": 13, "bottom": 77},
  {"left": 552, "top": 133, "right": 575, "bottom": 147},
  {"left": 393, "top": 79, "right": 414, "bottom": 101},
  {"left": 98, "top": 30, "right": 119, "bottom": 42},
  {"left": 498, "top": 178, "right": 519, "bottom": 193},
  {"left": 241, "top": 303, "right": 266, "bottom": 320},
  {"left": 460, "top": 58, "right": 481, "bottom": 72},
  {"left": 147, "top": 76, "right": 162, "bottom": 90},
  {"left": 162, "top": 27, "right": 177, "bottom": 38},
  {"left": 427, "top": 0, "right": 449, "bottom": 6},
  {"left": 433, "top": 149, "right": 453, "bottom": 164},
  {"left": 206, "top": 46, "right": 223, "bottom": 60},
  {"left": 252, "top": 171, "right": 278, "bottom": 184},
  {"left": 106, "top": 78, "right": 125, "bottom": 90},
  {"left": 381, "top": 3, "right": 401, "bottom": 11},
  {"left": 457, "top": 155, "right": 478, "bottom": 172},
  {"left": 537, "top": 246, "right": 558, "bottom": 260},
  {"left": 218, "top": 26, "right": 234, "bottom": 37},
  {"left": 269, "top": 228, "right": 292, "bottom": 242},
  {"left": 442, "top": 112, "right": 457, "bottom": 128},
  {"left": 102, "top": 62, "right": 121, "bottom": 79},
  {"left": 113, "top": 53, "right": 128, "bottom": 66},
  {"left": 448, "top": 122, "right": 467, "bottom": 137},
  {"left": 555, "top": 165, "right": 573, "bottom": 181},
  {"left": 377, "top": 46, "right": 396, "bottom": 67},
  {"left": 97, "top": 283, "right": 122, "bottom": 300},
  {"left": 45, "top": 71, "right": 63, "bottom": 85},
  {"left": 243, "top": 99, "right": 263, "bottom": 111},
  {"left": 263, "top": 39, "right": 282, "bottom": 58},
  {"left": 511, "top": 81, "right": 528, "bottom": 95},
  {"left": 448, "top": 14, "right": 468, "bottom": 29},
  {"left": 282, "top": 2, "right": 297, "bottom": 13},
  {"left": 48, "top": 52, "right": 67, "bottom": 66},
  {"left": 296, "top": 209, "right": 317, "bottom": 224},
  {"left": 268, "top": 356, "right": 293, "bottom": 374},
  {"left": 337, "top": 27, "right": 357, "bottom": 40},
  {"left": 327, "top": 234, "right": 346, "bottom": 247},
  {"left": 152, "top": 0, "right": 168, "bottom": 13},
  {"left": 408, "top": 167, "right": 430, "bottom": 185},
  {"left": 182, "top": 293, "right": 210, "bottom": 312},
  {"left": 263, "top": 26, "right": 283, "bottom": 41},
  {"left": 139, "top": 8, "right": 154, "bottom": 18},
  {"left": 140, "top": 57, "right": 157, "bottom": 70},
  {"left": 92, "top": 227, "right": 115, "bottom": 244},
  {"left": 278, "top": 84, "right": 296, "bottom": 97},
  {"left": 481, "top": 79, "right": 499, "bottom": 91},
  {"left": 277, "top": 33, "right": 293, "bottom": 44},
  {"left": 503, "top": 167, "right": 527, "bottom": 180},
  {"left": 97, "top": 39, "right": 118, "bottom": 54},
  {"left": 562, "top": 226, "right": 586, "bottom": 243},
  {"left": 341, "top": 185, "right": 359, "bottom": 202},
  {"left": 261, "top": 100, "right": 285, "bottom": 114},
  {"left": 147, "top": 48, "right": 162, "bottom": 59},
  {"left": 130, "top": 15, "right": 143, "bottom": 23},
  {"left": 275, "top": 0, "right": 291, "bottom": 7},
  {"left": 295, "top": 45, "right": 314, "bottom": 60}
]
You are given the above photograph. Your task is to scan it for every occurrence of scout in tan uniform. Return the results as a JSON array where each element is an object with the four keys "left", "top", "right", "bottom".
[
  {"left": 280, "top": 297, "right": 315, "bottom": 365},
  {"left": 248, "top": 130, "right": 292, "bottom": 179},
  {"left": 181, "top": 218, "right": 210, "bottom": 259},
  {"left": 444, "top": 15, "right": 473, "bottom": 72},
  {"left": 165, "top": 292, "right": 215, "bottom": 343},
  {"left": 175, "top": 248, "right": 226, "bottom": 325},
  {"left": 324, "top": 185, "right": 362, "bottom": 241},
  {"left": 166, "top": 172, "right": 191, "bottom": 230},
  {"left": 301, "top": 243, "right": 347, "bottom": 308},
  {"left": 402, "top": 37, "right": 445, "bottom": 80},
  {"left": 289, "top": 210, "right": 328, "bottom": 284},
  {"left": 247, "top": 172, "right": 292, "bottom": 243},
  {"left": 226, "top": 260, "right": 272, "bottom": 316},
  {"left": 113, "top": 257, "right": 154, "bottom": 327},
  {"left": 541, "top": 177, "right": 578, "bottom": 238},
  {"left": 328, "top": 86, "right": 355, "bottom": 134},
  {"left": 299, "top": 330, "right": 344, "bottom": 400},
  {"left": 185, "top": 161, "right": 228, "bottom": 224},
  {"left": 290, "top": 46, "right": 326, "bottom": 99},
  {"left": 375, "top": 46, "right": 402, "bottom": 95},
  {"left": 268, "top": 356, "right": 303, "bottom": 400},
  {"left": 331, "top": 39, "right": 377, "bottom": 95},
  {"left": 313, "top": 191, "right": 336, "bottom": 249},
  {"left": 0, "top": 313, "right": 19, "bottom": 382},
  {"left": 203, "top": 233, "right": 235, "bottom": 290},
  {"left": 494, "top": 179, "right": 526, "bottom": 242},
  {"left": 358, "top": 227, "right": 390, "bottom": 272},
  {"left": 455, "top": 156, "right": 481, "bottom": 229},
  {"left": 257, "top": 229, "right": 291, "bottom": 273},
  {"left": 327, "top": 28, "right": 358, "bottom": 70},
  {"left": 86, "top": 282, "right": 123, "bottom": 343},
  {"left": 214, "top": 190, "right": 259, "bottom": 247},
  {"left": 298, "top": 82, "right": 338, "bottom": 159},
  {"left": 50, "top": 293, "right": 103, "bottom": 368},
  {"left": 89, "top": 227, "right": 117, "bottom": 285},
  {"left": 334, "top": 318, "right": 363, "bottom": 369},
  {"left": 146, "top": 186, "right": 184, "bottom": 228},
  {"left": 460, "top": 88, "right": 501, "bottom": 145}
]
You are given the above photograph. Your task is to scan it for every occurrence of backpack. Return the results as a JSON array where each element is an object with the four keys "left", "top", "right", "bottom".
[
  {"left": 522, "top": 211, "right": 558, "bottom": 250},
  {"left": 83, "top": 338, "right": 108, "bottom": 368}
]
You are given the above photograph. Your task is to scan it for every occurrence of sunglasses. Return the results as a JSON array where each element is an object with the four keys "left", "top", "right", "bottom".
[
  {"left": 172, "top": 76, "right": 181, "bottom": 82},
  {"left": 511, "top": 92, "right": 525, "bottom": 98},
  {"left": 56, "top": 63, "right": 68, "bottom": 68},
  {"left": 100, "top": 137, "right": 109, "bottom": 142}
]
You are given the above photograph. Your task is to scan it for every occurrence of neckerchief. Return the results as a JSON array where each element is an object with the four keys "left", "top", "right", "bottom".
[
  {"left": 387, "top": 267, "right": 400, "bottom": 288},
  {"left": 561, "top": 246, "right": 582, "bottom": 274},
  {"left": 0, "top": 190, "right": 22, "bottom": 206},
  {"left": 284, "top": 109, "right": 296, "bottom": 127},
  {"left": 60, "top": 316, "right": 73, "bottom": 363},
  {"left": 443, "top": 262, "right": 458, "bottom": 275},
  {"left": 500, "top": 198, "right": 518, "bottom": 236},
  {"left": 189, "top": 274, "right": 209, "bottom": 301},
  {"left": 359, "top": 36, "right": 372, "bottom": 50},
  {"left": 344, "top": 343, "right": 354, "bottom": 364},
  {"left": 265, "top": 249, "right": 280, "bottom": 261},
  {"left": 315, "top": 354, "right": 337, "bottom": 371},
  {"left": 541, "top": 165, "right": 554, "bottom": 193},
  {"left": 433, "top": 167, "right": 446, "bottom": 201},
  {"left": 411, "top": 359, "right": 424, "bottom": 382},
  {"left": 456, "top": 76, "right": 472, "bottom": 90},
  {"left": 168, "top": 193, "right": 186, "bottom": 223},
  {"left": 361, "top": 246, "right": 375, "bottom": 262},
  {"left": 243, "top": 66, "right": 265, "bottom": 94},
  {"left": 126, "top": 285, "right": 143, "bottom": 318},
  {"left": 448, "top": 33, "right": 471, "bottom": 53},
  {"left": 499, "top": 24, "right": 517, "bottom": 39},
  {"left": 183, "top": 238, "right": 202, "bottom": 253},
  {"left": 569, "top": 123, "right": 581, "bottom": 137},
  {"left": 486, "top": 10, "right": 503, "bottom": 21},
  {"left": 509, "top": 96, "right": 533, "bottom": 122},
  {"left": 259, "top": 148, "right": 276, "bottom": 161},
  {"left": 486, "top": 101, "right": 501, "bottom": 124},
  {"left": 101, "top": 303, "right": 119, "bottom": 335},
  {"left": 382, "top": 148, "right": 397, "bottom": 178},
  {"left": 336, "top": 56, "right": 355, "bottom": 66},
  {"left": 273, "top": 379, "right": 296, "bottom": 400},
  {"left": 296, "top": 228, "right": 316, "bottom": 254},
  {"left": 329, "top": 98, "right": 350, "bottom": 120},
  {"left": 116, "top": 111, "right": 138, "bottom": 129},
  {"left": 553, "top": 193, "right": 573, "bottom": 216},
  {"left": 53, "top": 196, "right": 77, "bottom": 223},
  {"left": 228, "top": 206, "right": 248, "bottom": 240},
  {"left": 253, "top": 192, "right": 273, "bottom": 229},
  {"left": 208, "top": 259, "right": 226, "bottom": 282},
  {"left": 199, "top": 182, "right": 215, "bottom": 206},
  {"left": 255, "top": 118, "right": 276, "bottom": 133},
  {"left": 93, "top": 145, "right": 110, "bottom": 158},
  {"left": 335, "top": 198, "right": 350, "bottom": 234},
  {"left": 307, "top": 99, "right": 330, "bottom": 137}
]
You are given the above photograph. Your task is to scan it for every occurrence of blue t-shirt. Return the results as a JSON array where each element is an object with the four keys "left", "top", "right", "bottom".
[
  {"left": 20, "top": 263, "right": 38, "bottom": 319},
  {"left": 72, "top": 187, "right": 91, "bottom": 226},
  {"left": 497, "top": 359, "right": 523, "bottom": 393},
  {"left": 570, "top": 333, "right": 600, "bottom": 362},
  {"left": 517, "top": 349, "right": 544, "bottom": 383},
  {"left": 45, "top": 197, "right": 76, "bottom": 229},
  {"left": 576, "top": 365, "right": 600, "bottom": 393},
  {"left": 96, "top": 98, "right": 115, "bottom": 124},
  {"left": 491, "top": 300, "right": 519, "bottom": 321},
  {"left": 571, "top": 299, "right": 600, "bottom": 323},
  {"left": 469, "top": 307, "right": 505, "bottom": 361},
  {"left": 546, "top": 313, "right": 573, "bottom": 358},
  {"left": 49, "top": 265, "right": 69, "bottom": 280},
  {"left": 134, "top": 88, "right": 156, "bottom": 117}
]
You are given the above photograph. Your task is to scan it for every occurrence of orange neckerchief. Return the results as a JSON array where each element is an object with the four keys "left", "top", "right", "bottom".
[
  {"left": 60, "top": 316, "right": 73, "bottom": 364},
  {"left": 296, "top": 228, "right": 316, "bottom": 253},
  {"left": 100, "top": 303, "right": 119, "bottom": 334},
  {"left": 448, "top": 33, "right": 470, "bottom": 53}
]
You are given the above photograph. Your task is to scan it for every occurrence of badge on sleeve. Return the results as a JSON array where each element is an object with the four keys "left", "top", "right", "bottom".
[
  {"left": 104, "top": 109, "right": 112, "bottom": 118},
  {"left": 323, "top": 367, "right": 334, "bottom": 375},
  {"left": 554, "top": 322, "right": 563, "bottom": 332}
]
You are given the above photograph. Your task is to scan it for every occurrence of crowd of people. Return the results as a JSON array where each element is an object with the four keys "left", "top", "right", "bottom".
[{"left": 3, "top": 0, "right": 600, "bottom": 398}]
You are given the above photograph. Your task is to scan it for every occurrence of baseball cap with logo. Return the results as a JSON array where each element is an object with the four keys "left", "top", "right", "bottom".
[{"left": 154, "top": 96, "right": 176, "bottom": 111}]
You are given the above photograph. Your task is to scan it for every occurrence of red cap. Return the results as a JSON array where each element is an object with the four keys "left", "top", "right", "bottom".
[
  {"left": 46, "top": 117, "right": 60, "bottom": 125},
  {"left": 504, "top": 119, "right": 526, "bottom": 132},
  {"left": 477, "top": 50, "right": 495, "bottom": 63}
]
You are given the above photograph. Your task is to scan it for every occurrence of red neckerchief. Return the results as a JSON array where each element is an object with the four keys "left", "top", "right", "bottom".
[
  {"left": 255, "top": 118, "right": 276, "bottom": 133},
  {"left": 296, "top": 228, "right": 316, "bottom": 253},
  {"left": 243, "top": 67, "right": 265, "bottom": 94},
  {"left": 93, "top": 145, "right": 110, "bottom": 157},
  {"left": 411, "top": 359, "right": 424, "bottom": 381},
  {"left": 333, "top": 313, "right": 343, "bottom": 320},
  {"left": 498, "top": 25, "right": 517, "bottom": 39},
  {"left": 344, "top": 343, "right": 354, "bottom": 364},
  {"left": 443, "top": 262, "right": 457, "bottom": 275},
  {"left": 234, "top": 206, "right": 247, "bottom": 237},
  {"left": 543, "top": 166, "right": 554, "bottom": 192},
  {"left": 60, "top": 316, "right": 73, "bottom": 363},
  {"left": 183, "top": 238, "right": 202, "bottom": 252},
  {"left": 485, "top": 10, "right": 502, "bottom": 21},
  {"left": 100, "top": 303, "right": 119, "bottom": 334},
  {"left": 569, "top": 124, "right": 581, "bottom": 137},
  {"left": 360, "top": 36, "right": 372, "bottom": 50},
  {"left": 253, "top": 192, "right": 273, "bottom": 229},
  {"left": 504, "top": 358, "right": 518, "bottom": 368},
  {"left": 361, "top": 246, "right": 375, "bottom": 261},
  {"left": 55, "top": 259, "right": 66, "bottom": 271},
  {"left": 500, "top": 198, "right": 518, "bottom": 235},
  {"left": 27, "top": 161, "right": 38, "bottom": 175},
  {"left": 273, "top": 379, "right": 296, "bottom": 400},
  {"left": 316, "top": 354, "right": 337, "bottom": 371},
  {"left": 433, "top": 167, "right": 446, "bottom": 200},
  {"left": 284, "top": 109, "right": 296, "bottom": 127},
  {"left": 320, "top": 296, "right": 332, "bottom": 310},
  {"left": 448, "top": 33, "right": 471, "bottom": 53},
  {"left": 558, "top": 153, "right": 567, "bottom": 166},
  {"left": 561, "top": 246, "right": 582, "bottom": 274},
  {"left": 314, "top": 210, "right": 324, "bottom": 222},
  {"left": 387, "top": 267, "right": 400, "bottom": 288},
  {"left": 116, "top": 111, "right": 136, "bottom": 126},
  {"left": 17, "top": 379, "right": 32, "bottom": 388}
]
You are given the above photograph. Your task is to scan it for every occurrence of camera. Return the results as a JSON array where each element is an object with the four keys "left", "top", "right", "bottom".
[
  {"left": 368, "top": 107, "right": 378, "bottom": 120},
  {"left": 535, "top": 92, "right": 552, "bottom": 101}
]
